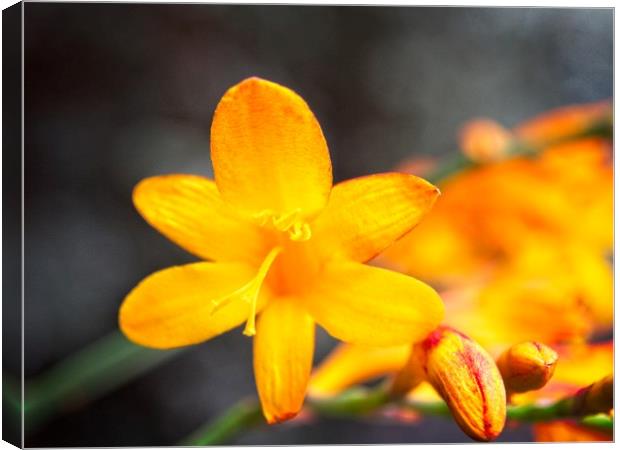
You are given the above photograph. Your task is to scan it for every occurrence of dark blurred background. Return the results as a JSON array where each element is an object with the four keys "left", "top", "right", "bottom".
[{"left": 13, "top": 3, "right": 612, "bottom": 446}]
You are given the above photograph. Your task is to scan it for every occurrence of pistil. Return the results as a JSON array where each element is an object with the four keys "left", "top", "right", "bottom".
[{"left": 210, "top": 246, "right": 283, "bottom": 336}]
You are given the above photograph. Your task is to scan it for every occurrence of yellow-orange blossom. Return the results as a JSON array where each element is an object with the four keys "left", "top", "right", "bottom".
[{"left": 119, "top": 77, "right": 444, "bottom": 423}]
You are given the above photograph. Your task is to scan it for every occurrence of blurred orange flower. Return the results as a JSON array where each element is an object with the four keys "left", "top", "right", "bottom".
[
  {"left": 525, "top": 341, "right": 613, "bottom": 443},
  {"left": 381, "top": 101, "right": 613, "bottom": 344},
  {"left": 119, "top": 77, "right": 444, "bottom": 424},
  {"left": 514, "top": 101, "right": 612, "bottom": 148},
  {"left": 533, "top": 420, "right": 612, "bottom": 442}
]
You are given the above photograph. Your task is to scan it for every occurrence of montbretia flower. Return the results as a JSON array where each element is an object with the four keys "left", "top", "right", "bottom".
[
  {"left": 119, "top": 77, "right": 444, "bottom": 424},
  {"left": 397, "top": 326, "right": 507, "bottom": 442},
  {"left": 496, "top": 341, "right": 558, "bottom": 394},
  {"left": 381, "top": 101, "right": 613, "bottom": 341}
]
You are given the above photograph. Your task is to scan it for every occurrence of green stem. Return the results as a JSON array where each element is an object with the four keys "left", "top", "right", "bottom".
[
  {"left": 20, "top": 331, "right": 181, "bottom": 433},
  {"left": 580, "top": 413, "right": 614, "bottom": 432},
  {"left": 310, "top": 386, "right": 391, "bottom": 416},
  {"left": 180, "top": 399, "right": 264, "bottom": 446},
  {"left": 182, "top": 383, "right": 614, "bottom": 445},
  {"left": 426, "top": 152, "right": 474, "bottom": 184},
  {"left": 505, "top": 398, "right": 574, "bottom": 422}
]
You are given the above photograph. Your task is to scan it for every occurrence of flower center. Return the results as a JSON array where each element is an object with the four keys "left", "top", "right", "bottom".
[
  {"left": 253, "top": 209, "right": 312, "bottom": 241},
  {"left": 210, "top": 246, "right": 282, "bottom": 336}
]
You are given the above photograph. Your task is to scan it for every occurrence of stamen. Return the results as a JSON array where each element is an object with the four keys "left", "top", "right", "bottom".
[
  {"left": 253, "top": 209, "right": 276, "bottom": 227},
  {"left": 289, "top": 221, "right": 312, "bottom": 241},
  {"left": 271, "top": 209, "right": 299, "bottom": 230},
  {"left": 210, "top": 246, "right": 282, "bottom": 337},
  {"left": 252, "top": 209, "right": 312, "bottom": 242}
]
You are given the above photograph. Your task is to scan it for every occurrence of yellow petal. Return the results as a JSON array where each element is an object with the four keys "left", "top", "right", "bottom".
[
  {"left": 379, "top": 211, "right": 483, "bottom": 283},
  {"left": 312, "top": 173, "right": 440, "bottom": 263},
  {"left": 133, "top": 175, "right": 269, "bottom": 264},
  {"left": 211, "top": 77, "right": 332, "bottom": 222},
  {"left": 457, "top": 269, "right": 594, "bottom": 348},
  {"left": 309, "top": 344, "right": 410, "bottom": 397},
  {"left": 553, "top": 342, "right": 613, "bottom": 388},
  {"left": 120, "top": 262, "right": 267, "bottom": 349},
  {"left": 564, "top": 245, "right": 613, "bottom": 330},
  {"left": 406, "top": 381, "right": 443, "bottom": 402},
  {"left": 254, "top": 298, "right": 315, "bottom": 424},
  {"left": 304, "top": 262, "right": 444, "bottom": 346}
]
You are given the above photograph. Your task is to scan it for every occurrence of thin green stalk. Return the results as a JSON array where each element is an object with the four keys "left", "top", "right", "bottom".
[
  {"left": 3, "top": 375, "right": 22, "bottom": 421},
  {"left": 404, "top": 399, "right": 613, "bottom": 433},
  {"left": 20, "top": 331, "right": 181, "bottom": 432},
  {"left": 506, "top": 398, "right": 574, "bottom": 422},
  {"left": 181, "top": 382, "right": 614, "bottom": 445},
  {"left": 426, "top": 152, "right": 474, "bottom": 184},
  {"left": 310, "top": 386, "right": 391, "bottom": 416},
  {"left": 581, "top": 413, "right": 614, "bottom": 432},
  {"left": 180, "top": 399, "right": 264, "bottom": 446}
]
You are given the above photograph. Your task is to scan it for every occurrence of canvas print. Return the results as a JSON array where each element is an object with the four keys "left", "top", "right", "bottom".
[{"left": 2, "top": 3, "right": 613, "bottom": 446}]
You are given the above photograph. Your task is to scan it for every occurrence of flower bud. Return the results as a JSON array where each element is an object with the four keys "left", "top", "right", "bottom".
[
  {"left": 412, "top": 326, "right": 506, "bottom": 441},
  {"left": 496, "top": 342, "right": 558, "bottom": 393},
  {"left": 459, "top": 119, "right": 512, "bottom": 163},
  {"left": 573, "top": 374, "right": 613, "bottom": 416}
]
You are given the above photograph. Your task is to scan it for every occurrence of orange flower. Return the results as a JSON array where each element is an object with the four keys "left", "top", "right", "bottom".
[
  {"left": 443, "top": 266, "right": 595, "bottom": 350},
  {"left": 119, "top": 78, "right": 444, "bottom": 424},
  {"left": 514, "top": 101, "right": 612, "bottom": 148},
  {"left": 382, "top": 102, "right": 613, "bottom": 342}
]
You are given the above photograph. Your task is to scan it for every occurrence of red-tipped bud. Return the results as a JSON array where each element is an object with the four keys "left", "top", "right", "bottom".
[
  {"left": 411, "top": 326, "right": 507, "bottom": 441},
  {"left": 496, "top": 342, "right": 558, "bottom": 393},
  {"left": 573, "top": 374, "right": 613, "bottom": 416}
]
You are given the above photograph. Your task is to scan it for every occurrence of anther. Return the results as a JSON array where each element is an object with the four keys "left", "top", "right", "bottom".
[{"left": 252, "top": 209, "right": 312, "bottom": 242}]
